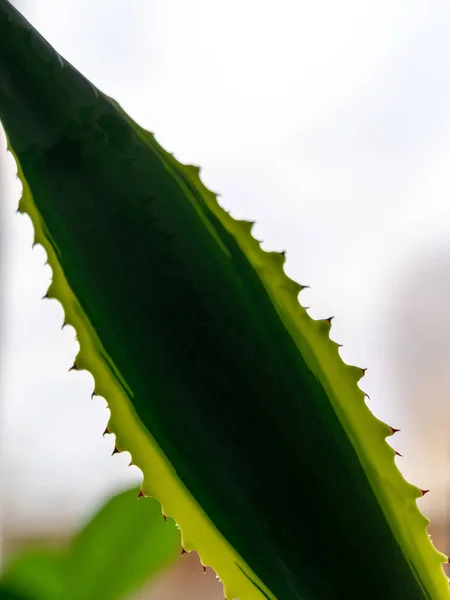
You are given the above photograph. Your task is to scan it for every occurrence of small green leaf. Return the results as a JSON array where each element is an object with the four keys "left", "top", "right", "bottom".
[
  {"left": 64, "top": 487, "right": 180, "bottom": 600},
  {"left": 0, "top": 549, "right": 63, "bottom": 600},
  {"left": 0, "top": 488, "right": 180, "bottom": 600}
]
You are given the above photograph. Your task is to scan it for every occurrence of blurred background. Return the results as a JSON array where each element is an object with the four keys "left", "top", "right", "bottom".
[{"left": 1, "top": 0, "right": 450, "bottom": 597}]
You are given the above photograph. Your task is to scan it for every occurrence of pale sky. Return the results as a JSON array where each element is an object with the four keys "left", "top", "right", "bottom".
[{"left": 2, "top": 0, "right": 450, "bottom": 551}]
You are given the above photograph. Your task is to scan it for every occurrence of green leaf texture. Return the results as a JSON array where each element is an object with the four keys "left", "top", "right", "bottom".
[
  {"left": 0, "top": 487, "right": 180, "bottom": 600},
  {"left": 0, "top": 2, "right": 448, "bottom": 599},
  {"left": 0, "top": 589, "right": 40, "bottom": 600},
  {"left": 0, "top": 550, "right": 63, "bottom": 600}
]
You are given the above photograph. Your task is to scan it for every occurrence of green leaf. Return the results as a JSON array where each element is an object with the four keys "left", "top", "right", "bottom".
[
  {"left": 0, "top": 588, "right": 41, "bottom": 600},
  {"left": 0, "top": 1, "right": 448, "bottom": 599},
  {"left": 64, "top": 487, "right": 180, "bottom": 600},
  {"left": 0, "top": 549, "right": 64, "bottom": 600},
  {"left": 0, "top": 488, "right": 180, "bottom": 600}
]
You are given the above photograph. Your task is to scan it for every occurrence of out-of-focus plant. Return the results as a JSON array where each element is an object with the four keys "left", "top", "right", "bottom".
[
  {"left": 0, "top": 487, "right": 180, "bottom": 600},
  {"left": 0, "top": 1, "right": 449, "bottom": 599}
]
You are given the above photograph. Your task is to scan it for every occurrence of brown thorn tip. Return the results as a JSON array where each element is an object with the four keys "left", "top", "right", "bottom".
[
  {"left": 68, "top": 362, "right": 78, "bottom": 372},
  {"left": 91, "top": 390, "right": 97, "bottom": 399},
  {"left": 111, "top": 446, "right": 119, "bottom": 456},
  {"left": 395, "top": 450, "right": 403, "bottom": 457},
  {"left": 181, "top": 547, "right": 187, "bottom": 556},
  {"left": 163, "top": 514, "right": 167, "bottom": 522},
  {"left": 202, "top": 565, "right": 207, "bottom": 574},
  {"left": 421, "top": 489, "right": 430, "bottom": 496},
  {"left": 103, "top": 427, "right": 110, "bottom": 437},
  {"left": 325, "top": 316, "right": 334, "bottom": 324},
  {"left": 390, "top": 427, "right": 400, "bottom": 435},
  {"left": 128, "top": 459, "right": 134, "bottom": 467},
  {"left": 138, "top": 489, "right": 145, "bottom": 499}
]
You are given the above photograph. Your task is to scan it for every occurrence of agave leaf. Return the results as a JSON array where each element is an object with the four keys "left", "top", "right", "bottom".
[{"left": 0, "top": 2, "right": 448, "bottom": 599}]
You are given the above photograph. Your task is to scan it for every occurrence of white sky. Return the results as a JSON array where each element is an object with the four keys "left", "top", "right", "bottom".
[{"left": 2, "top": 0, "right": 450, "bottom": 550}]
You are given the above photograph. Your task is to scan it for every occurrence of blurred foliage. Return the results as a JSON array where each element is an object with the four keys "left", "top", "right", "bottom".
[{"left": 0, "top": 487, "right": 180, "bottom": 600}]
